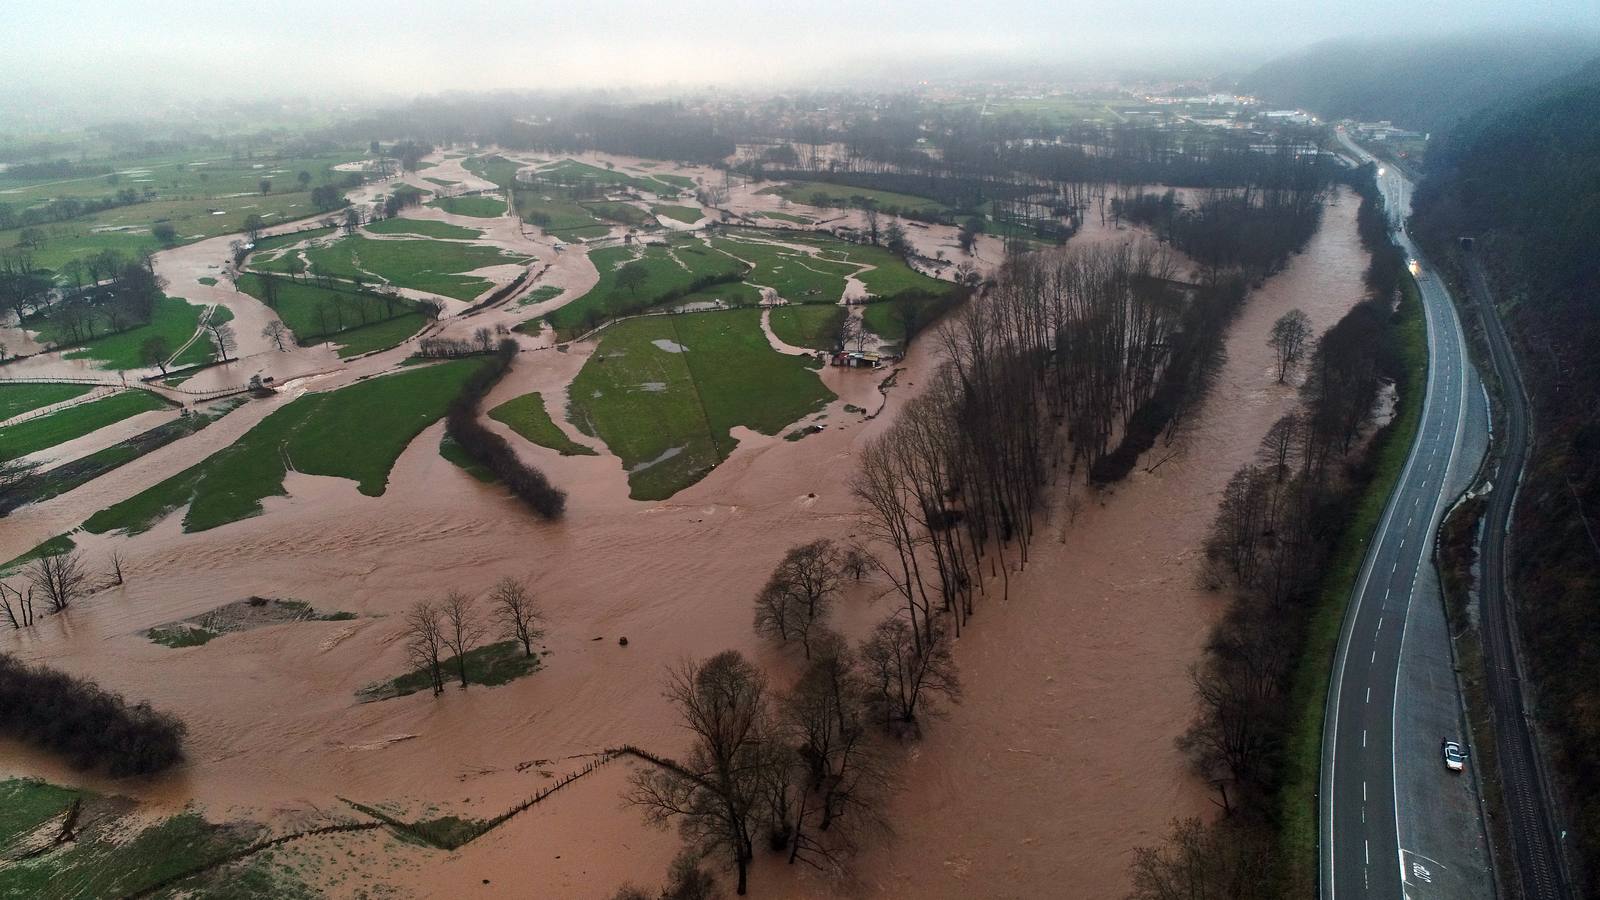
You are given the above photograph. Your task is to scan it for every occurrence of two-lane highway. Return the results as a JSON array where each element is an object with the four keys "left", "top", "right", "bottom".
[{"left": 1321, "top": 134, "right": 1494, "bottom": 899}]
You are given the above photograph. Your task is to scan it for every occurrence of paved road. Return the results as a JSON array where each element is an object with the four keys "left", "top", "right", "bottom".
[
  {"left": 1463, "top": 252, "right": 1573, "bottom": 900},
  {"left": 1321, "top": 134, "right": 1495, "bottom": 899}
]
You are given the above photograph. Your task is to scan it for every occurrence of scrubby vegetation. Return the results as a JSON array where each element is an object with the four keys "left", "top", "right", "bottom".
[
  {"left": 0, "top": 653, "right": 185, "bottom": 776},
  {"left": 444, "top": 340, "right": 567, "bottom": 518}
]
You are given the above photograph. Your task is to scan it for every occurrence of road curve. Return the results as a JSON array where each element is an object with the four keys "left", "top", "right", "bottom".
[{"left": 1320, "top": 133, "right": 1493, "bottom": 900}]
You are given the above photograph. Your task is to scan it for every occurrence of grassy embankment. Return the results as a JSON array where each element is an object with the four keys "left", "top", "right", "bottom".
[
  {"left": 82, "top": 359, "right": 488, "bottom": 535},
  {"left": 1277, "top": 273, "right": 1428, "bottom": 890},
  {"left": 567, "top": 308, "right": 833, "bottom": 499},
  {"left": 489, "top": 392, "right": 597, "bottom": 456},
  {"left": 0, "top": 390, "right": 171, "bottom": 461}
]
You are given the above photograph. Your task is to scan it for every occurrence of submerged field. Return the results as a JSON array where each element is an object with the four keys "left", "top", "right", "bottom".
[
  {"left": 0, "top": 390, "right": 170, "bottom": 461},
  {"left": 566, "top": 308, "right": 833, "bottom": 499}
]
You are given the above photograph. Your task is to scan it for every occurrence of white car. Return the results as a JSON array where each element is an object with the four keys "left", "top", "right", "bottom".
[{"left": 1442, "top": 740, "right": 1466, "bottom": 773}]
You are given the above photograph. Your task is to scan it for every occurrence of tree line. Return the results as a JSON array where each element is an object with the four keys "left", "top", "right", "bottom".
[
  {"left": 1131, "top": 164, "right": 1414, "bottom": 899},
  {"left": 444, "top": 338, "right": 566, "bottom": 519}
]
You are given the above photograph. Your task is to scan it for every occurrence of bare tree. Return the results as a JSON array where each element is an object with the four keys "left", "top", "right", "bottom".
[
  {"left": 261, "top": 319, "right": 290, "bottom": 351},
  {"left": 440, "top": 591, "right": 485, "bottom": 688},
  {"left": 403, "top": 600, "right": 447, "bottom": 696},
  {"left": 107, "top": 551, "right": 125, "bottom": 587},
  {"left": 490, "top": 576, "right": 543, "bottom": 657},
  {"left": 207, "top": 319, "right": 237, "bottom": 362},
  {"left": 628, "top": 651, "right": 775, "bottom": 895},
  {"left": 0, "top": 457, "right": 38, "bottom": 494},
  {"left": 860, "top": 615, "right": 960, "bottom": 735},
  {"left": 1128, "top": 817, "right": 1274, "bottom": 900},
  {"left": 781, "top": 635, "right": 888, "bottom": 868},
  {"left": 27, "top": 551, "right": 89, "bottom": 613},
  {"left": 1268, "top": 308, "right": 1313, "bottom": 383},
  {"left": 0, "top": 582, "right": 34, "bottom": 629},
  {"left": 752, "top": 540, "right": 842, "bottom": 658},
  {"left": 474, "top": 326, "right": 495, "bottom": 353}
]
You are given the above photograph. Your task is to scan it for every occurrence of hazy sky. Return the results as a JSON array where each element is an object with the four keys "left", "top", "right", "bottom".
[{"left": 8, "top": 0, "right": 1600, "bottom": 99}]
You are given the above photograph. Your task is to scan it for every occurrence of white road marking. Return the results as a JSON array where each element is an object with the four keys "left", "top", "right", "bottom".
[
  {"left": 1366, "top": 687, "right": 1371, "bottom": 703},
  {"left": 1363, "top": 729, "right": 1368, "bottom": 748}
]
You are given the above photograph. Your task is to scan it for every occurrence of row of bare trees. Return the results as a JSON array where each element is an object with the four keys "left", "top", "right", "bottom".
[
  {"left": 1, "top": 549, "right": 126, "bottom": 629},
  {"left": 1137, "top": 295, "right": 1408, "bottom": 895},
  {"left": 402, "top": 577, "right": 543, "bottom": 696}
]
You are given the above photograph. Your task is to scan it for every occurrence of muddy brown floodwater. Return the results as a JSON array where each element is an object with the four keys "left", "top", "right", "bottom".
[{"left": 0, "top": 175, "right": 1368, "bottom": 899}]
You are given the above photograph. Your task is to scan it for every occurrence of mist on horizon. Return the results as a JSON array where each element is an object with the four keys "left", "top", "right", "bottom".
[{"left": 7, "top": 0, "right": 1600, "bottom": 117}]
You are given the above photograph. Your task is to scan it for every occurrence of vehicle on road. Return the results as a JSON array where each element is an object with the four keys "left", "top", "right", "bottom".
[{"left": 1443, "top": 740, "right": 1466, "bottom": 773}]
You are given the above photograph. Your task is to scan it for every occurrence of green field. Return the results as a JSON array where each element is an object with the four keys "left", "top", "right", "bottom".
[
  {"left": 1, "top": 148, "right": 367, "bottom": 275},
  {"left": 760, "top": 211, "right": 814, "bottom": 224},
  {"left": 0, "top": 779, "right": 310, "bottom": 898},
  {"left": 651, "top": 204, "right": 704, "bottom": 224},
  {"left": 236, "top": 273, "right": 424, "bottom": 346},
  {"left": 463, "top": 155, "right": 522, "bottom": 190},
  {"left": 83, "top": 359, "right": 488, "bottom": 534},
  {"left": 708, "top": 236, "right": 860, "bottom": 303},
  {"left": 534, "top": 159, "right": 661, "bottom": 193},
  {"left": 549, "top": 239, "right": 747, "bottom": 335},
  {"left": 27, "top": 294, "right": 221, "bottom": 370},
  {"left": 330, "top": 312, "right": 428, "bottom": 357},
  {"left": 567, "top": 309, "right": 833, "bottom": 499},
  {"left": 365, "top": 217, "right": 482, "bottom": 240},
  {"left": 490, "top": 392, "right": 597, "bottom": 456},
  {"left": 582, "top": 201, "right": 656, "bottom": 227},
  {"left": 769, "top": 304, "right": 846, "bottom": 351},
  {"left": 0, "top": 390, "right": 169, "bottom": 461},
  {"left": 513, "top": 193, "right": 611, "bottom": 241},
  {"left": 648, "top": 172, "right": 697, "bottom": 192},
  {"left": 759, "top": 181, "right": 951, "bottom": 217},
  {"left": 0, "top": 383, "right": 92, "bottom": 420},
  {"left": 303, "top": 235, "right": 529, "bottom": 301},
  {"left": 426, "top": 195, "right": 507, "bottom": 218},
  {"left": 730, "top": 228, "right": 953, "bottom": 299}
]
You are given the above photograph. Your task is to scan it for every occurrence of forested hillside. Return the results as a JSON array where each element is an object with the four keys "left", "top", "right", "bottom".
[
  {"left": 1243, "top": 32, "right": 1600, "bottom": 133},
  {"left": 1411, "top": 55, "right": 1600, "bottom": 876}
]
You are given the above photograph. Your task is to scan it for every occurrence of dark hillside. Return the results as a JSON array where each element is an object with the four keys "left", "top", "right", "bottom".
[
  {"left": 1243, "top": 32, "right": 1600, "bottom": 133},
  {"left": 1411, "top": 55, "right": 1600, "bottom": 884}
]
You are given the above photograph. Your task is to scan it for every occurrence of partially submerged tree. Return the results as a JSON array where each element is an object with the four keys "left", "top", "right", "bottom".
[
  {"left": 403, "top": 600, "right": 447, "bottom": 696},
  {"left": 27, "top": 551, "right": 89, "bottom": 613},
  {"left": 261, "top": 319, "right": 290, "bottom": 351},
  {"left": 629, "top": 651, "right": 774, "bottom": 895},
  {"left": 490, "top": 576, "right": 543, "bottom": 658},
  {"left": 860, "top": 615, "right": 960, "bottom": 735},
  {"left": 751, "top": 540, "right": 843, "bottom": 658},
  {"left": 440, "top": 591, "right": 485, "bottom": 688},
  {"left": 1268, "top": 308, "right": 1313, "bottom": 383}
]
